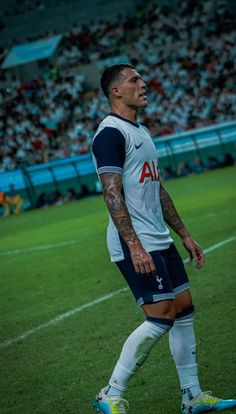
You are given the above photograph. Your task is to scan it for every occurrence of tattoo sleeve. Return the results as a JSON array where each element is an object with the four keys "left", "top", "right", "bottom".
[
  {"left": 100, "top": 173, "right": 139, "bottom": 247},
  {"left": 159, "top": 183, "right": 190, "bottom": 237}
]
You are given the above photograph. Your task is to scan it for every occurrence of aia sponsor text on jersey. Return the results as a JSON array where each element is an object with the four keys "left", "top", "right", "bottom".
[{"left": 139, "top": 161, "right": 160, "bottom": 183}]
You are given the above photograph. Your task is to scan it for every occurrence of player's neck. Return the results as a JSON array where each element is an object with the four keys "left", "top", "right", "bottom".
[{"left": 110, "top": 105, "right": 138, "bottom": 124}]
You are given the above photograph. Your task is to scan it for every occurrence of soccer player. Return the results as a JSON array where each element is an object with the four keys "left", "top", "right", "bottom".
[{"left": 91, "top": 64, "right": 236, "bottom": 414}]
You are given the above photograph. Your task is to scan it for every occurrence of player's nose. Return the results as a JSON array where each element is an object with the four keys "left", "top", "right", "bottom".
[{"left": 140, "top": 79, "right": 146, "bottom": 88}]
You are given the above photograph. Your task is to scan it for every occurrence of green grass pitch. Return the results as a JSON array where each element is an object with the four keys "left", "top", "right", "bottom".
[{"left": 0, "top": 166, "right": 236, "bottom": 414}]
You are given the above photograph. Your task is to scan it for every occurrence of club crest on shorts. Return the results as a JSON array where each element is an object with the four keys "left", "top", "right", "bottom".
[{"left": 155, "top": 275, "right": 163, "bottom": 290}]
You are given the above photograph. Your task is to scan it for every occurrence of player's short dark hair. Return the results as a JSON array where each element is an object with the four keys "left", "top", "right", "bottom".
[{"left": 100, "top": 63, "right": 135, "bottom": 99}]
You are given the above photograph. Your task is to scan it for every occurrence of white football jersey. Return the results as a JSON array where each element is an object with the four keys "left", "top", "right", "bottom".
[{"left": 92, "top": 113, "right": 173, "bottom": 262}]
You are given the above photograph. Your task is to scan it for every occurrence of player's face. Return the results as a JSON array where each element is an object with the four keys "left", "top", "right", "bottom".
[{"left": 114, "top": 68, "right": 147, "bottom": 108}]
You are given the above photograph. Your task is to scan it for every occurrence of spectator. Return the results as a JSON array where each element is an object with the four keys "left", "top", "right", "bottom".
[
  {"left": 64, "top": 188, "right": 77, "bottom": 202},
  {"left": 162, "top": 166, "right": 176, "bottom": 180},
  {"left": 206, "top": 156, "right": 220, "bottom": 170},
  {"left": 50, "top": 191, "right": 64, "bottom": 206},
  {"left": 0, "top": 189, "right": 6, "bottom": 215},
  {"left": 36, "top": 192, "right": 48, "bottom": 208},
  {"left": 79, "top": 184, "right": 90, "bottom": 198},
  {"left": 4, "top": 184, "right": 24, "bottom": 216},
  {"left": 222, "top": 153, "right": 234, "bottom": 167},
  {"left": 193, "top": 157, "right": 206, "bottom": 174},
  {"left": 177, "top": 162, "right": 192, "bottom": 177}
]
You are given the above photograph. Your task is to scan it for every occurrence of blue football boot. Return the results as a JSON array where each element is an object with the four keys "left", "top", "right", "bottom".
[
  {"left": 181, "top": 391, "right": 236, "bottom": 413},
  {"left": 93, "top": 388, "right": 129, "bottom": 414}
]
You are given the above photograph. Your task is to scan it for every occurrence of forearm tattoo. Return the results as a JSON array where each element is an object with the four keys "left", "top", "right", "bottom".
[
  {"left": 100, "top": 173, "right": 139, "bottom": 246},
  {"left": 159, "top": 183, "right": 186, "bottom": 234}
]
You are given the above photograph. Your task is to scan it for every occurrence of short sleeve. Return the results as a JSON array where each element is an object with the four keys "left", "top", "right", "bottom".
[{"left": 92, "top": 127, "right": 126, "bottom": 175}]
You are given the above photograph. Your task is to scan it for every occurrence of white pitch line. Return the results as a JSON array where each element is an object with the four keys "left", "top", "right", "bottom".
[
  {"left": 0, "top": 236, "right": 235, "bottom": 350},
  {"left": 200, "top": 236, "right": 236, "bottom": 254},
  {"left": 0, "top": 240, "right": 79, "bottom": 256},
  {"left": 0, "top": 287, "right": 128, "bottom": 350},
  {"left": 183, "top": 235, "right": 236, "bottom": 263}
]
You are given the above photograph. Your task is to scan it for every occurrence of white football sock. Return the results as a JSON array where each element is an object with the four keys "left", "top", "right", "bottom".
[
  {"left": 105, "top": 317, "right": 173, "bottom": 397},
  {"left": 169, "top": 307, "right": 201, "bottom": 400}
]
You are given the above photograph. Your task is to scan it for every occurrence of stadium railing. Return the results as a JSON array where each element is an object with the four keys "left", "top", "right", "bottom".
[{"left": 0, "top": 120, "right": 235, "bottom": 209}]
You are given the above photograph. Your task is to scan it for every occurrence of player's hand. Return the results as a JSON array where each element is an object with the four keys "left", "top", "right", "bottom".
[
  {"left": 129, "top": 241, "right": 156, "bottom": 275},
  {"left": 182, "top": 236, "right": 205, "bottom": 269}
]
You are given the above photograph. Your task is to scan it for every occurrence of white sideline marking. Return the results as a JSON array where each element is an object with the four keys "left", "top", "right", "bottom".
[
  {"left": 0, "top": 287, "right": 128, "bottom": 350},
  {"left": 0, "top": 236, "right": 235, "bottom": 350},
  {"left": 0, "top": 240, "right": 79, "bottom": 256},
  {"left": 199, "top": 236, "right": 236, "bottom": 254}
]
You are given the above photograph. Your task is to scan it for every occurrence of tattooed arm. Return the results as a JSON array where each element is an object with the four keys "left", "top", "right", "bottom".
[
  {"left": 159, "top": 183, "right": 204, "bottom": 269},
  {"left": 100, "top": 172, "right": 156, "bottom": 275},
  {"left": 159, "top": 183, "right": 189, "bottom": 238}
]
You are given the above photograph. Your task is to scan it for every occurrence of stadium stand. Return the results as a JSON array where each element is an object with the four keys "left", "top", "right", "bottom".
[{"left": 0, "top": 0, "right": 235, "bottom": 179}]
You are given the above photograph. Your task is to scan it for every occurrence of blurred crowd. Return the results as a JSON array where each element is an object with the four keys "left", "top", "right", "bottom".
[
  {"left": 133, "top": 2, "right": 236, "bottom": 135},
  {"left": 3, "top": 0, "right": 45, "bottom": 18},
  {"left": 0, "top": 72, "right": 86, "bottom": 171},
  {"left": 0, "top": 0, "right": 236, "bottom": 172}
]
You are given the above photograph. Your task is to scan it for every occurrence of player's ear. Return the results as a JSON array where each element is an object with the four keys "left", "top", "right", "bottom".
[{"left": 111, "top": 86, "right": 122, "bottom": 98}]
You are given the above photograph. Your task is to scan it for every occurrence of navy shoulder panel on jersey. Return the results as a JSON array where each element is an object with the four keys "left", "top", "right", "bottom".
[{"left": 92, "top": 127, "right": 126, "bottom": 175}]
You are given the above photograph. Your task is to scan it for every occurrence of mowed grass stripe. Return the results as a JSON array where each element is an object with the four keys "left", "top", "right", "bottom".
[{"left": 0, "top": 235, "right": 235, "bottom": 350}]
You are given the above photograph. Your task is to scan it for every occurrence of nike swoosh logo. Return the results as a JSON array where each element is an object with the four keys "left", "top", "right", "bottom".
[{"left": 135, "top": 142, "right": 143, "bottom": 149}]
